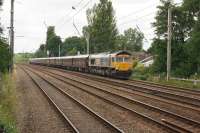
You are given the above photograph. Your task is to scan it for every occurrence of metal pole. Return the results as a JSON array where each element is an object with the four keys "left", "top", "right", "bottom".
[
  {"left": 167, "top": 1, "right": 172, "bottom": 81},
  {"left": 59, "top": 44, "right": 60, "bottom": 57},
  {"left": 43, "top": 21, "right": 48, "bottom": 57},
  {"left": 10, "top": 0, "right": 14, "bottom": 72},
  {"left": 86, "top": 33, "right": 90, "bottom": 55}
]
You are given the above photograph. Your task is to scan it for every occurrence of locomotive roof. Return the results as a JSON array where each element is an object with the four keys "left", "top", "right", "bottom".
[
  {"left": 111, "top": 50, "right": 132, "bottom": 56},
  {"left": 90, "top": 50, "right": 131, "bottom": 58}
]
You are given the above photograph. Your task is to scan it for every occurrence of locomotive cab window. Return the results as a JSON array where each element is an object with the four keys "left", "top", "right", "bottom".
[
  {"left": 116, "top": 56, "right": 131, "bottom": 62},
  {"left": 112, "top": 57, "right": 115, "bottom": 62},
  {"left": 124, "top": 57, "right": 131, "bottom": 62},
  {"left": 116, "top": 57, "right": 123, "bottom": 62}
]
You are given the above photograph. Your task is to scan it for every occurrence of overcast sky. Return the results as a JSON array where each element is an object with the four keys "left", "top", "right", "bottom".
[{"left": 1, "top": 0, "right": 182, "bottom": 53}]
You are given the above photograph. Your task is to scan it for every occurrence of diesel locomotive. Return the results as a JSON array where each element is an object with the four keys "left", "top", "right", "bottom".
[{"left": 30, "top": 51, "right": 133, "bottom": 79}]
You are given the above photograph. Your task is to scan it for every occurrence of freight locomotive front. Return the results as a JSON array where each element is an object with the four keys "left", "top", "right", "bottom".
[{"left": 89, "top": 51, "right": 133, "bottom": 78}]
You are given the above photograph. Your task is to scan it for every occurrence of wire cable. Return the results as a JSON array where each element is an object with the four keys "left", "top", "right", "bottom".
[
  {"left": 118, "top": 2, "right": 159, "bottom": 20},
  {"left": 118, "top": 11, "right": 156, "bottom": 26}
]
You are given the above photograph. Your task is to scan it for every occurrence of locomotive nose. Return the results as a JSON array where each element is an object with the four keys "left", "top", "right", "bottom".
[{"left": 116, "top": 63, "right": 132, "bottom": 71}]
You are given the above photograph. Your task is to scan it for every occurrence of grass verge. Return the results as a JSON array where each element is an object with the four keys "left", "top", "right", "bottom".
[
  {"left": 153, "top": 79, "right": 200, "bottom": 90},
  {"left": 0, "top": 73, "right": 18, "bottom": 133},
  {"left": 131, "top": 74, "right": 200, "bottom": 90}
]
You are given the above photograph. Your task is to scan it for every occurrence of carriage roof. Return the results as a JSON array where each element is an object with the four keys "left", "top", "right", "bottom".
[{"left": 30, "top": 51, "right": 131, "bottom": 61}]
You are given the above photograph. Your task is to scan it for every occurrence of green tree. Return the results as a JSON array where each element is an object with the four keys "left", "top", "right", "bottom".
[
  {"left": 123, "top": 28, "right": 144, "bottom": 51},
  {"left": 61, "top": 36, "right": 86, "bottom": 56},
  {"left": 35, "top": 44, "right": 46, "bottom": 58},
  {"left": 86, "top": 0, "right": 118, "bottom": 53},
  {"left": 187, "top": 20, "right": 200, "bottom": 74},
  {"left": 149, "top": 0, "right": 190, "bottom": 77},
  {"left": 0, "top": 38, "right": 10, "bottom": 72},
  {"left": 116, "top": 28, "right": 144, "bottom": 52},
  {"left": 183, "top": 0, "right": 200, "bottom": 74},
  {"left": 0, "top": 1, "right": 10, "bottom": 72},
  {"left": 46, "top": 26, "right": 62, "bottom": 57},
  {"left": 116, "top": 34, "right": 126, "bottom": 50}
]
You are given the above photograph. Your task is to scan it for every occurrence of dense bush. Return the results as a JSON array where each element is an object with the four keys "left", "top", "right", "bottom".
[{"left": 0, "top": 39, "right": 10, "bottom": 73}]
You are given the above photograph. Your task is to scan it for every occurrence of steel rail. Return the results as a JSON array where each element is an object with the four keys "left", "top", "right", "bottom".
[
  {"left": 128, "top": 79, "right": 200, "bottom": 96},
  {"left": 20, "top": 66, "right": 80, "bottom": 133},
  {"left": 161, "top": 119, "right": 193, "bottom": 133},
  {"left": 62, "top": 70, "right": 200, "bottom": 108},
  {"left": 23, "top": 66, "right": 124, "bottom": 133},
  {"left": 38, "top": 67, "right": 200, "bottom": 125},
  {"left": 26, "top": 65, "right": 197, "bottom": 133},
  {"left": 130, "top": 79, "right": 200, "bottom": 93},
  {"left": 31, "top": 64, "right": 200, "bottom": 112},
  {"left": 32, "top": 64, "right": 200, "bottom": 105}
]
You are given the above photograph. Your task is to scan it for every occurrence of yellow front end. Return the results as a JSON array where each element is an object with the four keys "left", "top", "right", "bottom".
[
  {"left": 112, "top": 62, "right": 132, "bottom": 71},
  {"left": 111, "top": 55, "right": 133, "bottom": 72}
]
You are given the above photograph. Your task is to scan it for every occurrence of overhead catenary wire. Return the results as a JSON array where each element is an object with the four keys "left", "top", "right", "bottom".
[
  {"left": 118, "top": 11, "right": 156, "bottom": 26},
  {"left": 118, "top": 2, "right": 159, "bottom": 20},
  {"left": 42, "top": 0, "right": 93, "bottom": 56},
  {"left": 57, "top": 0, "right": 93, "bottom": 31},
  {"left": 43, "top": 0, "right": 169, "bottom": 52},
  {"left": 52, "top": 0, "right": 158, "bottom": 38},
  {"left": 54, "top": 0, "right": 86, "bottom": 26}
]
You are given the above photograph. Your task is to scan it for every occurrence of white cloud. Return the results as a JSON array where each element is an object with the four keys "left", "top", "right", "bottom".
[{"left": 1, "top": 0, "right": 182, "bottom": 53}]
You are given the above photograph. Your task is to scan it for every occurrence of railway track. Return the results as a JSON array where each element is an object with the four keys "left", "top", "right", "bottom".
[
  {"left": 126, "top": 79, "right": 200, "bottom": 98},
  {"left": 41, "top": 66, "right": 200, "bottom": 108},
  {"left": 20, "top": 66, "right": 124, "bottom": 133},
  {"left": 41, "top": 67, "right": 200, "bottom": 120},
  {"left": 21, "top": 67, "right": 79, "bottom": 133},
  {"left": 25, "top": 64, "right": 200, "bottom": 133},
  {"left": 128, "top": 79, "right": 200, "bottom": 94}
]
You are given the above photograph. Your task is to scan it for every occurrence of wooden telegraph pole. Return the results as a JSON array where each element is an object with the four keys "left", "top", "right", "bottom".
[
  {"left": 10, "top": 0, "right": 15, "bottom": 72},
  {"left": 167, "top": 0, "right": 172, "bottom": 81}
]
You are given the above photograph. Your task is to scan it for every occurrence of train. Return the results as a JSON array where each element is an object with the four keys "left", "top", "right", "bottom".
[{"left": 29, "top": 50, "right": 133, "bottom": 79}]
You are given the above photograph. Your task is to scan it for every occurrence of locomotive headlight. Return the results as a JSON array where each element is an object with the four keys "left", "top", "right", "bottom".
[{"left": 116, "top": 66, "right": 119, "bottom": 70}]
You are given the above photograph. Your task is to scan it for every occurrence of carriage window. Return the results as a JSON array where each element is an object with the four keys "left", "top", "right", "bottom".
[{"left": 91, "top": 59, "right": 95, "bottom": 65}]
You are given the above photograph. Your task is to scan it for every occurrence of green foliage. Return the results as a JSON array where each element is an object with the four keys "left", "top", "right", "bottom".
[
  {"left": 14, "top": 53, "right": 35, "bottom": 63},
  {"left": 0, "top": 74, "right": 18, "bottom": 133},
  {"left": 186, "top": 18, "right": 200, "bottom": 74},
  {"left": 149, "top": 0, "right": 200, "bottom": 78},
  {"left": 35, "top": 32, "right": 86, "bottom": 57},
  {"left": 150, "top": 39, "right": 167, "bottom": 73},
  {"left": 132, "top": 63, "right": 153, "bottom": 80},
  {"left": 0, "top": 38, "right": 10, "bottom": 73},
  {"left": 0, "top": 2, "right": 10, "bottom": 73},
  {"left": 34, "top": 44, "right": 46, "bottom": 58},
  {"left": 116, "top": 28, "right": 144, "bottom": 51},
  {"left": 61, "top": 36, "right": 86, "bottom": 56},
  {"left": 182, "top": 0, "right": 200, "bottom": 16},
  {"left": 86, "top": 0, "right": 118, "bottom": 53},
  {"left": 46, "top": 26, "right": 62, "bottom": 57},
  {"left": 35, "top": 1, "right": 145, "bottom": 57}
]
